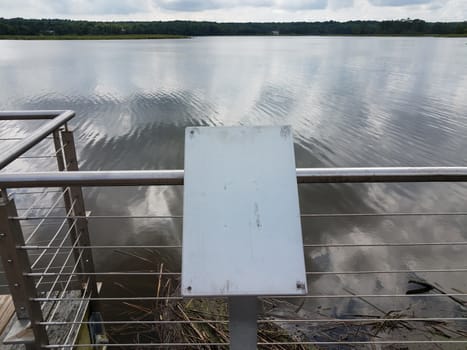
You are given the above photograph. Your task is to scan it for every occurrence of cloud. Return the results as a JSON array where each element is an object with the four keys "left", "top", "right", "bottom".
[
  {"left": 154, "top": 0, "right": 223, "bottom": 12},
  {"left": 275, "top": 0, "right": 328, "bottom": 11},
  {"left": 51, "top": 0, "right": 151, "bottom": 15},
  {"left": 329, "top": 0, "right": 354, "bottom": 10},
  {"left": 0, "top": 0, "right": 462, "bottom": 21},
  {"left": 153, "top": 0, "right": 328, "bottom": 12},
  {"left": 368, "top": 0, "right": 434, "bottom": 6},
  {"left": 0, "top": 0, "right": 152, "bottom": 16}
]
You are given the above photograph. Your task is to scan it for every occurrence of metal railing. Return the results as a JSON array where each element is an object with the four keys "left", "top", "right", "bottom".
[{"left": 0, "top": 111, "right": 466, "bottom": 349}]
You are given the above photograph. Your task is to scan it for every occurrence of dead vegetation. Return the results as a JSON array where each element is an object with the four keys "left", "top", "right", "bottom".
[
  {"left": 107, "top": 262, "right": 308, "bottom": 349},
  {"left": 104, "top": 259, "right": 467, "bottom": 349}
]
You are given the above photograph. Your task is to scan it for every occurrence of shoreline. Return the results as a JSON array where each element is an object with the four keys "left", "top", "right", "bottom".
[
  {"left": 0, "top": 34, "right": 465, "bottom": 40},
  {"left": 0, "top": 34, "right": 190, "bottom": 40}
]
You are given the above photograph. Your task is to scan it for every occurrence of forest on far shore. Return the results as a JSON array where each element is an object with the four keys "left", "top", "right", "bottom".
[{"left": 1, "top": 18, "right": 466, "bottom": 37}]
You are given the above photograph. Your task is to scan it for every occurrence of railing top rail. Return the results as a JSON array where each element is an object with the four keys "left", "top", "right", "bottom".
[
  {"left": 1, "top": 167, "right": 467, "bottom": 188},
  {"left": 296, "top": 166, "right": 467, "bottom": 183},
  {"left": 0, "top": 110, "right": 75, "bottom": 169},
  {"left": 0, "top": 110, "right": 70, "bottom": 120}
]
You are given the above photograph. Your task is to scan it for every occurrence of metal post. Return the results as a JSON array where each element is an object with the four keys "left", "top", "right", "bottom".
[
  {"left": 53, "top": 129, "right": 84, "bottom": 283},
  {"left": 59, "top": 130, "right": 100, "bottom": 309},
  {"left": 0, "top": 189, "right": 49, "bottom": 348},
  {"left": 228, "top": 296, "right": 258, "bottom": 350}
]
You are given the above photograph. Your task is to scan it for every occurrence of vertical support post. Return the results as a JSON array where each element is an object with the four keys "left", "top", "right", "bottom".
[
  {"left": 55, "top": 129, "right": 100, "bottom": 309},
  {"left": 0, "top": 189, "right": 49, "bottom": 348},
  {"left": 52, "top": 129, "right": 83, "bottom": 281},
  {"left": 228, "top": 296, "right": 258, "bottom": 350}
]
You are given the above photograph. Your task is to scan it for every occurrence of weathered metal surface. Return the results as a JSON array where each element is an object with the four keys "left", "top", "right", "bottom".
[
  {"left": 60, "top": 131, "right": 100, "bottom": 311},
  {"left": 53, "top": 130, "right": 83, "bottom": 279},
  {"left": 0, "top": 189, "right": 49, "bottom": 346},
  {"left": 182, "top": 126, "right": 307, "bottom": 296}
]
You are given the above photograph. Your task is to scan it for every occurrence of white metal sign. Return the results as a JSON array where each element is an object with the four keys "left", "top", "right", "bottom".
[{"left": 182, "top": 126, "right": 307, "bottom": 297}]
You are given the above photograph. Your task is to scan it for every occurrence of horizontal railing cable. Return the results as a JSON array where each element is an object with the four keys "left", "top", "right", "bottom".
[
  {"left": 18, "top": 156, "right": 57, "bottom": 159},
  {"left": 11, "top": 211, "right": 467, "bottom": 220},
  {"left": 22, "top": 245, "right": 183, "bottom": 250},
  {"left": 301, "top": 212, "right": 467, "bottom": 217},
  {"left": 12, "top": 215, "right": 183, "bottom": 220},
  {"left": 25, "top": 268, "right": 467, "bottom": 277},
  {"left": 12, "top": 189, "right": 62, "bottom": 195},
  {"left": 39, "top": 317, "right": 467, "bottom": 326},
  {"left": 33, "top": 293, "right": 467, "bottom": 302},
  {"left": 17, "top": 207, "right": 67, "bottom": 211},
  {"left": 19, "top": 242, "right": 467, "bottom": 250},
  {"left": 304, "top": 241, "right": 467, "bottom": 247},
  {"left": 41, "top": 340, "right": 467, "bottom": 348}
]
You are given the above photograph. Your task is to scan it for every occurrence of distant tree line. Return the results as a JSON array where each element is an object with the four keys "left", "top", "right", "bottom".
[{"left": 0, "top": 18, "right": 466, "bottom": 36}]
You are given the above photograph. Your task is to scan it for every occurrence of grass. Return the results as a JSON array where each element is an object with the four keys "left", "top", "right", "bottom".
[{"left": 0, "top": 34, "right": 190, "bottom": 40}]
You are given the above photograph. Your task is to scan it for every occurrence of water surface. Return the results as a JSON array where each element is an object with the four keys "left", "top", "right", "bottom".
[{"left": 1, "top": 36, "right": 467, "bottom": 334}]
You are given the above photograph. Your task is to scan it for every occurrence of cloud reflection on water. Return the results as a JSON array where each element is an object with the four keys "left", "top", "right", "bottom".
[{"left": 1, "top": 37, "right": 467, "bottom": 320}]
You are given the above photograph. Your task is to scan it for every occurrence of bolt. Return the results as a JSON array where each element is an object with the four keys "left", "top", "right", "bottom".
[
  {"left": 0, "top": 233, "right": 5, "bottom": 238},
  {"left": 187, "top": 286, "right": 192, "bottom": 292},
  {"left": 20, "top": 306, "right": 25, "bottom": 311},
  {"left": 296, "top": 281, "right": 305, "bottom": 290},
  {"left": 7, "top": 259, "right": 12, "bottom": 263},
  {"left": 14, "top": 283, "right": 19, "bottom": 288}
]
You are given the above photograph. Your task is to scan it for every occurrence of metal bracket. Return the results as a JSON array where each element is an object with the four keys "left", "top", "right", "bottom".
[{"left": 4, "top": 318, "right": 35, "bottom": 345}]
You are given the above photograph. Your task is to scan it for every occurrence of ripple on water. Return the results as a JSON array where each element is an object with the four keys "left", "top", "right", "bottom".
[{"left": 1, "top": 38, "right": 467, "bottom": 324}]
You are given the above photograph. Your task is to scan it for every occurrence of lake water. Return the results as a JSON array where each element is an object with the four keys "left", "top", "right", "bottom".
[{"left": 1, "top": 36, "right": 467, "bottom": 339}]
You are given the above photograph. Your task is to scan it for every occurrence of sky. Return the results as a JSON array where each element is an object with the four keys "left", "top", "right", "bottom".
[{"left": 0, "top": 0, "right": 465, "bottom": 22}]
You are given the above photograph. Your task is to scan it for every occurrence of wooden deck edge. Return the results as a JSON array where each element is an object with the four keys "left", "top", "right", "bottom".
[{"left": 0, "top": 295, "right": 14, "bottom": 336}]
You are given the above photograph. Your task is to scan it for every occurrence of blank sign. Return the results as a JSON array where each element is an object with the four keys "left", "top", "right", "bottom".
[{"left": 182, "top": 126, "right": 307, "bottom": 297}]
